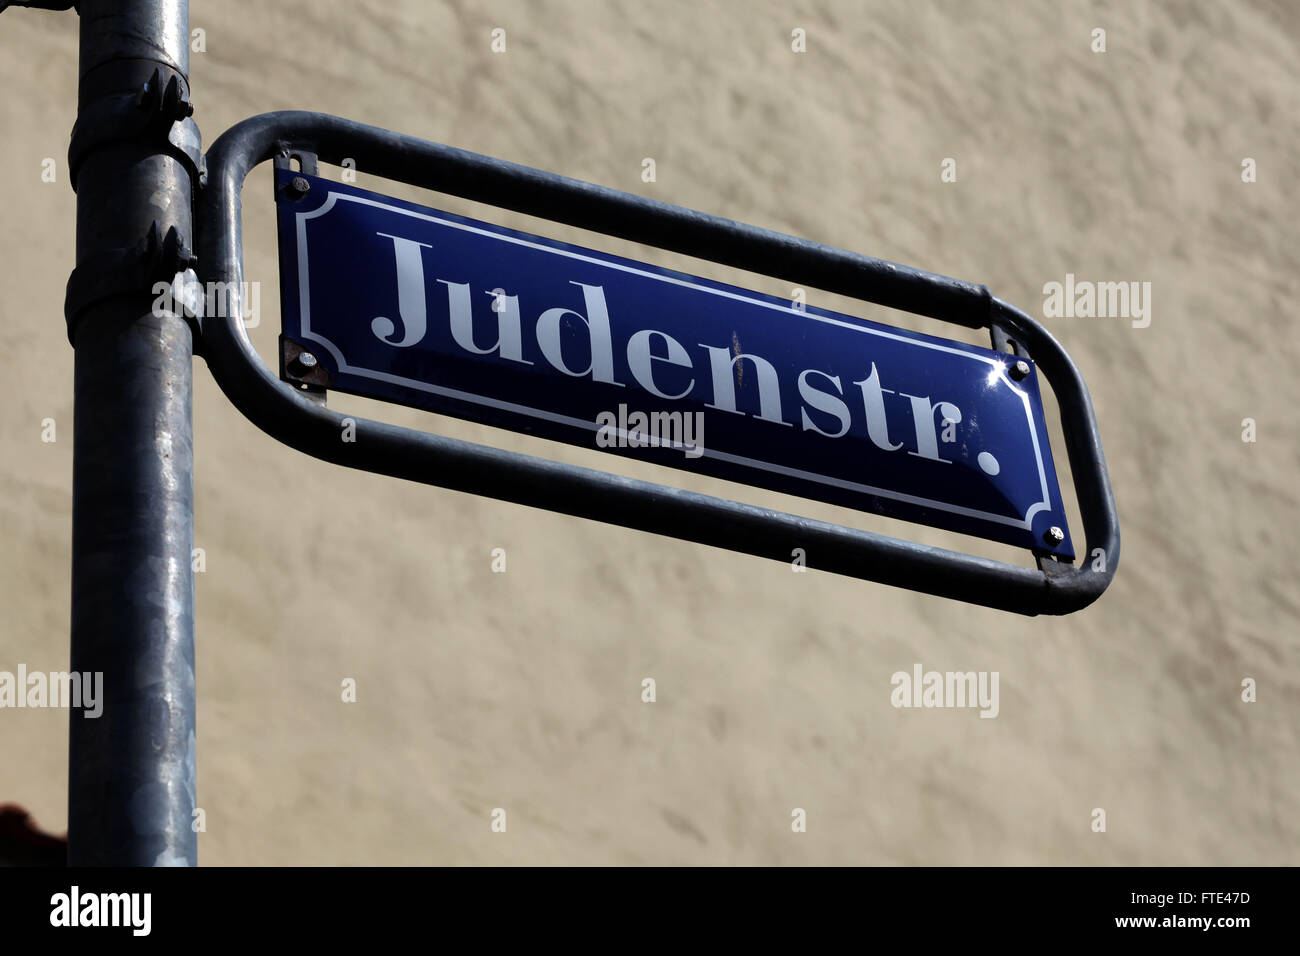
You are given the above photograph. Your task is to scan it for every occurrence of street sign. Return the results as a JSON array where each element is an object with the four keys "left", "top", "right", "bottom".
[{"left": 274, "top": 169, "right": 1073, "bottom": 557}]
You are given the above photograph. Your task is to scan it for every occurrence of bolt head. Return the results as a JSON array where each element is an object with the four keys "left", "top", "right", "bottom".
[
  {"left": 1010, "top": 360, "right": 1031, "bottom": 381},
  {"left": 1044, "top": 526, "right": 1065, "bottom": 545},
  {"left": 287, "top": 176, "right": 311, "bottom": 199},
  {"left": 296, "top": 351, "right": 318, "bottom": 369}
]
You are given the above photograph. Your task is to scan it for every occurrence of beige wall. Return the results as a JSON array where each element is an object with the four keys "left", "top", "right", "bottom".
[{"left": 1, "top": 0, "right": 1296, "bottom": 864}]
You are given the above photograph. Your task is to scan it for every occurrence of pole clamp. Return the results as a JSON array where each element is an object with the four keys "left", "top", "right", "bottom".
[
  {"left": 67, "top": 66, "right": 205, "bottom": 192},
  {"left": 64, "top": 221, "right": 200, "bottom": 345}
]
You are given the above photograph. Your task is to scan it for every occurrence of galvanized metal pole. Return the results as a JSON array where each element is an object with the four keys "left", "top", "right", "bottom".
[{"left": 67, "top": 0, "right": 197, "bottom": 865}]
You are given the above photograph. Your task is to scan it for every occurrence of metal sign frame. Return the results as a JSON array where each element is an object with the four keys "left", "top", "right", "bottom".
[{"left": 196, "top": 111, "right": 1120, "bottom": 616}]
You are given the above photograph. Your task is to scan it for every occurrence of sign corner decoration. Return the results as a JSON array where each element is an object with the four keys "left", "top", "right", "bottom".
[{"left": 273, "top": 167, "right": 1074, "bottom": 559}]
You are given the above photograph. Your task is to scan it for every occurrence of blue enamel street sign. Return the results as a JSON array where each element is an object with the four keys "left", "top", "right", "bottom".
[{"left": 274, "top": 168, "right": 1074, "bottom": 558}]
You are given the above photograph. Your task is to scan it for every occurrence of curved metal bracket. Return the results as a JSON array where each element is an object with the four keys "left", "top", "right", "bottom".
[{"left": 196, "top": 111, "right": 1119, "bottom": 615}]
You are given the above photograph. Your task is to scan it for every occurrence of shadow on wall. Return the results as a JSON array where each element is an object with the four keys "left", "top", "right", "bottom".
[{"left": 0, "top": 804, "right": 66, "bottom": 866}]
